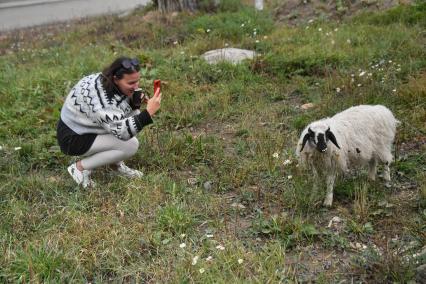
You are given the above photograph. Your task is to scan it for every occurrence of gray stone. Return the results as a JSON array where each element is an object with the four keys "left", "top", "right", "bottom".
[
  {"left": 201, "top": 48, "right": 256, "bottom": 65},
  {"left": 203, "top": 181, "right": 213, "bottom": 191},
  {"left": 416, "top": 264, "right": 426, "bottom": 284}
]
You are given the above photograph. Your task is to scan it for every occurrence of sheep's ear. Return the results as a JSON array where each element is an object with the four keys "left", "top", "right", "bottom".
[
  {"left": 326, "top": 128, "right": 340, "bottom": 149},
  {"left": 300, "top": 128, "right": 313, "bottom": 152}
]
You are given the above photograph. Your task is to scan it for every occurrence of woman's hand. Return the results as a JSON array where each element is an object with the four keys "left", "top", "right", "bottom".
[{"left": 146, "top": 88, "right": 161, "bottom": 116}]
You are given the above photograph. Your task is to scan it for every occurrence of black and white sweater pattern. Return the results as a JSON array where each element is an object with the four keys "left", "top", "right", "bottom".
[{"left": 60, "top": 73, "right": 152, "bottom": 140}]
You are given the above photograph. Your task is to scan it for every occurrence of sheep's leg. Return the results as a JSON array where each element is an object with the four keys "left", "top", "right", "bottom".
[
  {"left": 368, "top": 158, "right": 377, "bottom": 181},
  {"left": 382, "top": 151, "right": 392, "bottom": 187},
  {"left": 323, "top": 173, "right": 336, "bottom": 207},
  {"left": 383, "top": 162, "right": 390, "bottom": 184},
  {"left": 310, "top": 166, "right": 320, "bottom": 203}
]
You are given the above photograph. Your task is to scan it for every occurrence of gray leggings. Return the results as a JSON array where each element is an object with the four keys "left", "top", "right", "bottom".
[{"left": 80, "top": 134, "right": 139, "bottom": 170}]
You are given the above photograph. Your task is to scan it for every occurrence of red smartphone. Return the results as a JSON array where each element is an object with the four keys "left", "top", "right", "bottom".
[{"left": 154, "top": 79, "right": 161, "bottom": 94}]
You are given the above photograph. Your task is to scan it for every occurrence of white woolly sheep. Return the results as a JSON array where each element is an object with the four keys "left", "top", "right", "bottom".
[{"left": 296, "top": 105, "right": 399, "bottom": 207}]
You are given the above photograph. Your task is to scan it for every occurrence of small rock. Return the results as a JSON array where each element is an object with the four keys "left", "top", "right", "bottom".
[
  {"left": 327, "top": 216, "right": 342, "bottom": 228},
  {"left": 203, "top": 181, "right": 213, "bottom": 190},
  {"left": 301, "top": 103, "right": 314, "bottom": 110},
  {"left": 231, "top": 202, "right": 246, "bottom": 209},
  {"left": 416, "top": 264, "right": 426, "bottom": 284},
  {"left": 201, "top": 48, "right": 256, "bottom": 65},
  {"left": 48, "top": 145, "right": 61, "bottom": 153},
  {"left": 187, "top": 178, "right": 198, "bottom": 186}
]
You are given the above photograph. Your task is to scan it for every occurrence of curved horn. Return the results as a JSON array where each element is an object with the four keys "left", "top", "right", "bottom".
[
  {"left": 326, "top": 128, "right": 340, "bottom": 149},
  {"left": 300, "top": 128, "right": 313, "bottom": 152}
]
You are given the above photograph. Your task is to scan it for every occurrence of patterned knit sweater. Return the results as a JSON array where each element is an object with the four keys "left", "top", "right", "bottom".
[{"left": 60, "top": 73, "right": 153, "bottom": 140}]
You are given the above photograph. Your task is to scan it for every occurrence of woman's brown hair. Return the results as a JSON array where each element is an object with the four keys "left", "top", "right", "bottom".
[{"left": 101, "top": 56, "right": 140, "bottom": 97}]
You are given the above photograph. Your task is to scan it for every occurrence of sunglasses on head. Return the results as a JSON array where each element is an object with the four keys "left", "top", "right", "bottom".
[
  {"left": 114, "top": 58, "right": 140, "bottom": 76},
  {"left": 122, "top": 58, "right": 140, "bottom": 69}
]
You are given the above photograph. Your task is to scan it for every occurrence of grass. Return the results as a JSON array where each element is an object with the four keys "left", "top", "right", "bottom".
[{"left": 0, "top": 1, "right": 425, "bottom": 282}]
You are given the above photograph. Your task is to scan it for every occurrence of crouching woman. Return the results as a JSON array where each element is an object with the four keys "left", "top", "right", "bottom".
[{"left": 56, "top": 56, "right": 161, "bottom": 188}]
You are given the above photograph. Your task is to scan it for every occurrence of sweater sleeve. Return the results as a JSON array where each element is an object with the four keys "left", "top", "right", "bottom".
[{"left": 92, "top": 107, "right": 153, "bottom": 140}]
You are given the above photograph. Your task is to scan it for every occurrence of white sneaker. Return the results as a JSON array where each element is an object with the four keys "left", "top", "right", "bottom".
[
  {"left": 67, "top": 163, "right": 96, "bottom": 188},
  {"left": 115, "top": 162, "right": 143, "bottom": 178}
]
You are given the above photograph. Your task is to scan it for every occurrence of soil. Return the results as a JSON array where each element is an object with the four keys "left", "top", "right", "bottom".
[{"left": 272, "top": 0, "right": 408, "bottom": 25}]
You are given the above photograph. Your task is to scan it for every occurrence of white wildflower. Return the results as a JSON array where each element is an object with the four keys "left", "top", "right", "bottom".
[
  {"left": 180, "top": 234, "right": 186, "bottom": 238},
  {"left": 359, "top": 71, "right": 366, "bottom": 77},
  {"left": 272, "top": 152, "right": 279, "bottom": 159},
  {"left": 346, "top": 39, "right": 351, "bottom": 44},
  {"left": 241, "top": 23, "right": 245, "bottom": 27},
  {"left": 224, "top": 43, "right": 229, "bottom": 47},
  {"left": 308, "top": 19, "right": 314, "bottom": 23},
  {"left": 192, "top": 256, "right": 199, "bottom": 265},
  {"left": 180, "top": 51, "right": 185, "bottom": 55},
  {"left": 173, "top": 41, "right": 178, "bottom": 45},
  {"left": 206, "top": 234, "right": 214, "bottom": 238},
  {"left": 287, "top": 175, "right": 293, "bottom": 180},
  {"left": 392, "top": 89, "right": 396, "bottom": 92},
  {"left": 255, "top": 40, "right": 260, "bottom": 43},
  {"left": 216, "top": 245, "right": 225, "bottom": 250},
  {"left": 0, "top": 146, "right": 3, "bottom": 150},
  {"left": 283, "top": 159, "right": 292, "bottom": 166},
  {"left": 331, "top": 40, "right": 335, "bottom": 45},
  {"left": 179, "top": 243, "right": 186, "bottom": 248},
  {"left": 263, "top": 35, "right": 268, "bottom": 39},
  {"left": 389, "top": 60, "right": 392, "bottom": 63},
  {"left": 334, "top": 28, "right": 338, "bottom": 32},
  {"left": 253, "top": 31, "right": 257, "bottom": 36},
  {"left": 206, "top": 256, "right": 213, "bottom": 261},
  {"left": 318, "top": 28, "right": 322, "bottom": 32},
  {"left": 238, "top": 258, "right": 244, "bottom": 264},
  {"left": 199, "top": 268, "right": 205, "bottom": 274},
  {"left": 206, "top": 29, "right": 211, "bottom": 33},
  {"left": 14, "top": 147, "right": 22, "bottom": 151},
  {"left": 336, "top": 87, "right": 341, "bottom": 93},
  {"left": 357, "top": 83, "right": 362, "bottom": 87}
]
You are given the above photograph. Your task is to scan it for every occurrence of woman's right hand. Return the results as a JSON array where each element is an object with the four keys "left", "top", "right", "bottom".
[{"left": 146, "top": 88, "right": 162, "bottom": 116}]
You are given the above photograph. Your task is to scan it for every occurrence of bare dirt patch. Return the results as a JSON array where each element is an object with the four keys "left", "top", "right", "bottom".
[{"left": 273, "top": 0, "right": 407, "bottom": 25}]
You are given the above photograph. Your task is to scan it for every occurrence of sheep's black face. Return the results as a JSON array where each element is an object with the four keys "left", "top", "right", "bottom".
[
  {"left": 316, "top": 133, "right": 327, "bottom": 152},
  {"left": 300, "top": 122, "right": 340, "bottom": 153}
]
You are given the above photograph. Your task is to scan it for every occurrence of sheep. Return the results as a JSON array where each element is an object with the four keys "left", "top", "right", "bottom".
[{"left": 296, "top": 105, "right": 399, "bottom": 207}]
